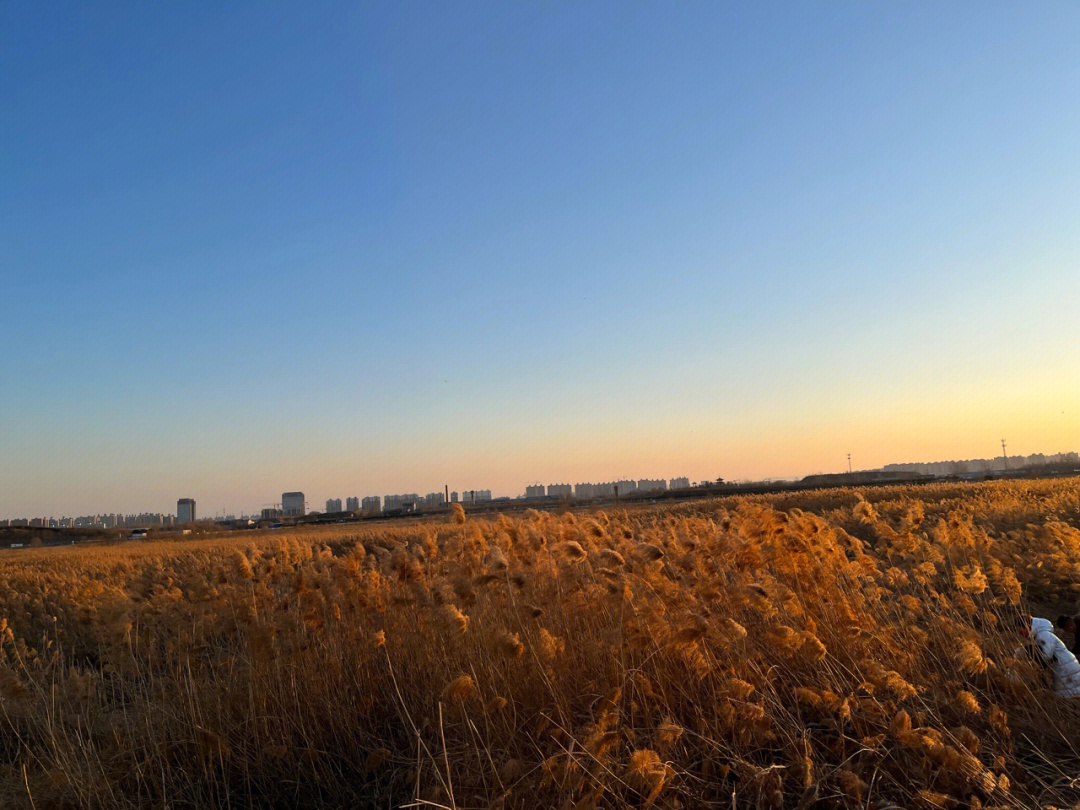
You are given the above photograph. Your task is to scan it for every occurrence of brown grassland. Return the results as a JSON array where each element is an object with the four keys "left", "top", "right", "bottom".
[{"left": 3, "top": 479, "right": 1080, "bottom": 809}]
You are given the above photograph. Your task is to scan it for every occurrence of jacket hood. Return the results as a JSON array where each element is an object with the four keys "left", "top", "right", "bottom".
[{"left": 1032, "top": 617, "right": 1054, "bottom": 634}]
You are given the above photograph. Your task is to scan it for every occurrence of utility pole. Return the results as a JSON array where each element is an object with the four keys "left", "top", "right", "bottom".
[
  {"left": 847, "top": 453, "right": 852, "bottom": 474},
  {"left": 1001, "top": 439, "right": 1008, "bottom": 470}
]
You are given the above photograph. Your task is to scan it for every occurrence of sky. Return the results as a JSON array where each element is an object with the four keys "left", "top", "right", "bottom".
[{"left": 2, "top": 2, "right": 1079, "bottom": 518}]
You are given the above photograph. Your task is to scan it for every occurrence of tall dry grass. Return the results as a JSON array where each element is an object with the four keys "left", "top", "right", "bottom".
[{"left": 2, "top": 479, "right": 1080, "bottom": 808}]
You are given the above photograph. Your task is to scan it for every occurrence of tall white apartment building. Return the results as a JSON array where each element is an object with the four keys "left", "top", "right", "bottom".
[{"left": 384, "top": 494, "right": 420, "bottom": 511}]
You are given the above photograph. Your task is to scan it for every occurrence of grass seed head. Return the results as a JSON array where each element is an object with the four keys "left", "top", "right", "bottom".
[
  {"left": 495, "top": 632, "right": 525, "bottom": 658},
  {"left": 441, "top": 675, "right": 475, "bottom": 702}
]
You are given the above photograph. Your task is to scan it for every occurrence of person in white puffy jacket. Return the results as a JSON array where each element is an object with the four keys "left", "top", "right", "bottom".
[{"left": 1015, "top": 615, "right": 1080, "bottom": 698}]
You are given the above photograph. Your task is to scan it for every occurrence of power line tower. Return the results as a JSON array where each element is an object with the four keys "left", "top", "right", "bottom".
[
  {"left": 1001, "top": 439, "right": 1008, "bottom": 470},
  {"left": 847, "top": 453, "right": 852, "bottom": 474}
]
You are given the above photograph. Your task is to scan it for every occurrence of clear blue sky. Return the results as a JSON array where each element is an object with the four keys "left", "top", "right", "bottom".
[{"left": 3, "top": 2, "right": 1079, "bottom": 518}]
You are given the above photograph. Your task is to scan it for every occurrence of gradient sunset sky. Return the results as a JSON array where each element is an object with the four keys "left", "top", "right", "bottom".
[{"left": 3, "top": 2, "right": 1079, "bottom": 518}]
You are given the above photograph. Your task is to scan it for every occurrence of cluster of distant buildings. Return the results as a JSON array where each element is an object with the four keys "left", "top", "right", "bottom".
[
  {"left": 0, "top": 512, "right": 176, "bottom": 529},
  {"left": 3, "top": 478, "right": 699, "bottom": 528},
  {"left": 259, "top": 489, "right": 495, "bottom": 520},
  {"left": 316, "top": 479, "right": 690, "bottom": 516},
  {"left": 882, "top": 451, "right": 1080, "bottom": 477},
  {"left": 0, "top": 498, "right": 201, "bottom": 530},
  {"left": 524, "top": 478, "right": 691, "bottom": 500},
  {"left": 252, "top": 479, "right": 693, "bottom": 522},
  {"left": 11, "top": 452, "right": 1079, "bottom": 530}
]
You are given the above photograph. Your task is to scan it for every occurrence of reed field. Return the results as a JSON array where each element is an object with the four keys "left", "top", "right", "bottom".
[{"left": 3, "top": 479, "right": 1080, "bottom": 809}]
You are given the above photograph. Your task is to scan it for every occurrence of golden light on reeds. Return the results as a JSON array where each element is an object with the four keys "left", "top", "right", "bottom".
[{"left": 0, "top": 478, "right": 1078, "bottom": 807}]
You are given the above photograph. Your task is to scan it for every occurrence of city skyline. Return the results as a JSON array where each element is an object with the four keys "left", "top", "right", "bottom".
[
  {"left": 5, "top": 446, "right": 1078, "bottom": 523},
  {"left": 3, "top": 3, "right": 1079, "bottom": 520}
]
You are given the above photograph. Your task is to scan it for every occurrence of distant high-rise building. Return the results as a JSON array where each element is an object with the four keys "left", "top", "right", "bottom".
[
  {"left": 525, "top": 485, "right": 546, "bottom": 499},
  {"left": 325, "top": 498, "right": 343, "bottom": 513},
  {"left": 669, "top": 477, "right": 690, "bottom": 490},
  {"left": 547, "top": 483, "right": 572, "bottom": 498},
  {"left": 361, "top": 496, "right": 381, "bottom": 515},
  {"left": 457, "top": 489, "right": 492, "bottom": 504},
  {"left": 282, "top": 492, "right": 306, "bottom": 517},
  {"left": 450, "top": 491, "right": 458, "bottom": 503},
  {"left": 177, "top": 498, "right": 196, "bottom": 523},
  {"left": 345, "top": 496, "right": 360, "bottom": 511},
  {"left": 637, "top": 479, "right": 667, "bottom": 493},
  {"left": 574, "top": 483, "right": 595, "bottom": 499},
  {"left": 384, "top": 494, "right": 420, "bottom": 512}
]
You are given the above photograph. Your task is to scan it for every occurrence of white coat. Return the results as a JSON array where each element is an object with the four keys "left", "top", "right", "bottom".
[{"left": 1026, "top": 617, "right": 1080, "bottom": 698}]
